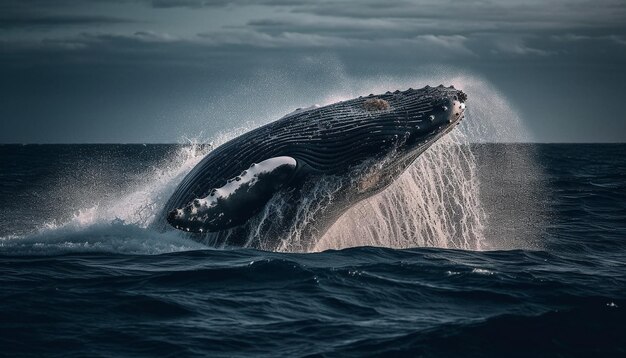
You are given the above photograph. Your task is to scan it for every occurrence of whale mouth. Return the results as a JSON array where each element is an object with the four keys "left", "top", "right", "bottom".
[{"left": 451, "top": 90, "right": 467, "bottom": 125}]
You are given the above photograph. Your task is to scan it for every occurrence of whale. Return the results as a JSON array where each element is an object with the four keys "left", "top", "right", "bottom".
[{"left": 163, "top": 85, "right": 467, "bottom": 250}]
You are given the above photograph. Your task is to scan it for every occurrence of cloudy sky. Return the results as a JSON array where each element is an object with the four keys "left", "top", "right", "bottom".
[{"left": 1, "top": 0, "right": 625, "bottom": 143}]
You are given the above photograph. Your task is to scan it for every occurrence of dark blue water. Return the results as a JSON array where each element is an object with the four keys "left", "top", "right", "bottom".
[{"left": 1, "top": 144, "right": 625, "bottom": 357}]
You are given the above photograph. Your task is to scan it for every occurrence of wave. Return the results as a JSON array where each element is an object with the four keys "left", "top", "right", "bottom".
[{"left": 0, "top": 220, "right": 205, "bottom": 256}]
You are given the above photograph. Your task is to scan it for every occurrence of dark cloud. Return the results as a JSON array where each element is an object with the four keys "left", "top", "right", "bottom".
[
  {"left": 0, "top": 0, "right": 137, "bottom": 31},
  {"left": 149, "top": 0, "right": 308, "bottom": 8},
  {"left": 291, "top": 0, "right": 626, "bottom": 26},
  {"left": 0, "top": 14, "right": 133, "bottom": 29}
]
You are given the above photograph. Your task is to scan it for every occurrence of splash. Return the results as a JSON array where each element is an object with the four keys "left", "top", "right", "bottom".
[
  {"left": 316, "top": 131, "right": 486, "bottom": 251},
  {"left": 48, "top": 143, "right": 208, "bottom": 229},
  {"left": 248, "top": 172, "right": 348, "bottom": 252},
  {"left": 0, "top": 143, "right": 210, "bottom": 255}
]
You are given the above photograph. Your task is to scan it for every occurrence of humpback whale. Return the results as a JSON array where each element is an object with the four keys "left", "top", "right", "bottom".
[{"left": 163, "top": 85, "right": 467, "bottom": 250}]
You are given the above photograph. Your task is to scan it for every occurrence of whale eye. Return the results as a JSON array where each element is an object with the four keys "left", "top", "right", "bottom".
[
  {"left": 429, "top": 115, "right": 435, "bottom": 121},
  {"left": 442, "top": 106, "right": 448, "bottom": 111}
]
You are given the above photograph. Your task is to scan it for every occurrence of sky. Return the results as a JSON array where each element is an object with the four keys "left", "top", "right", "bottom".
[{"left": 1, "top": 0, "right": 625, "bottom": 143}]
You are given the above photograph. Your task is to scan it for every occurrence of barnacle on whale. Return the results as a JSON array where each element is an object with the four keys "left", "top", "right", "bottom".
[{"left": 363, "top": 98, "right": 390, "bottom": 111}]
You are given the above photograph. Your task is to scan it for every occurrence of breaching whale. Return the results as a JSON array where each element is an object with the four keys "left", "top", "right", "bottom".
[{"left": 163, "top": 85, "right": 467, "bottom": 250}]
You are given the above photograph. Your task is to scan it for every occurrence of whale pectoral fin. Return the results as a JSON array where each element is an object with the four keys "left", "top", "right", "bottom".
[{"left": 167, "top": 156, "right": 298, "bottom": 233}]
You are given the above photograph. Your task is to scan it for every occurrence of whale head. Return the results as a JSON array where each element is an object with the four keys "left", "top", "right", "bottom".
[
  {"left": 403, "top": 85, "right": 465, "bottom": 155},
  {"left": 355, "top": 84, "right": 467, "bottom": 164}
]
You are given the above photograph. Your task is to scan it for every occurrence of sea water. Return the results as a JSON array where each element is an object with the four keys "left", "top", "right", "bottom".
[{"left": 1, "top": 143, "right": 625, "bottom": 357}]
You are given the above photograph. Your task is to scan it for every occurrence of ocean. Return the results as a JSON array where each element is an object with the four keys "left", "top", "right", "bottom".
[{"left": 1, "top": 143, "right": 625, "bottom": 357}]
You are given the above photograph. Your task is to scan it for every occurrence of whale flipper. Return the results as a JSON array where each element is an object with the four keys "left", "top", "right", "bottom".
[{"left": 167, "top": 156, "right": 298, "bottom": 233}]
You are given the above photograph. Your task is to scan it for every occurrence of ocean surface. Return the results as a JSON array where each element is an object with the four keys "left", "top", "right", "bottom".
[{"left": 1, "top": 143, "right": 625, "bottom": 357}]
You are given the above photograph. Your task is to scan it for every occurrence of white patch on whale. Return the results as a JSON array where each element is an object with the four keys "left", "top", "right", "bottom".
[{"left": 176, "top": 156, "right": 297, "bottom": 220}]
